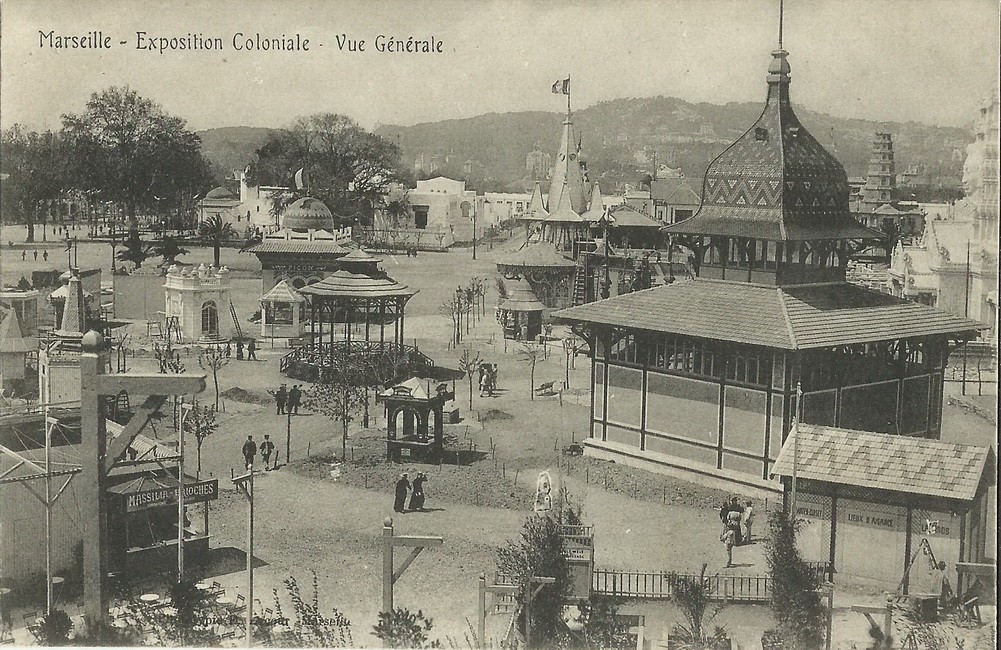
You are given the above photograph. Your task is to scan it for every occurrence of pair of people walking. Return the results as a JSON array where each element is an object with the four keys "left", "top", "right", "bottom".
[
  {"left": 274, "top": 384, "right": 302, "bottom": 416},
  {"left": 719, "top": 496, "right": 754, "bottom": 568},
  {"left": 478, "top": 363, "right": 498, "bottom": 397},
  {"left": 393, "top": 472, "right": 428, "bottom": 513},
  {"left": 242, "top": 434, "right": 277, "bottom": 470}
]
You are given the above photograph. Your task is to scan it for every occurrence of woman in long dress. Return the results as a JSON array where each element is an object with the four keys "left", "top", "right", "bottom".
[{"left": 409, "top": 473, "right": 427, "bottom": 511}]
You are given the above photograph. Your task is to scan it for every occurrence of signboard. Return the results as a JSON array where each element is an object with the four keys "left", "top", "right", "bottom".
[{"left": 125, "top": 479, "right": 219, "bottom": 512}]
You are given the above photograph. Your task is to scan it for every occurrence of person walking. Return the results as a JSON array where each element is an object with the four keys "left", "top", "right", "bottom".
[
  {"left": 288, "top": 385, "right": 302, "bottom": 415},
  {"left": 260, "top": 434, "right": 275, "bottom": 470},
  {"left": 742, "top": 500, "right": 754, "bottom": 544},
  {"left": 275, "top": 384, "right": 288, "bottom": 415},
  {"left": 21, "top": 251, "right": 26, "bottom": 261},
  {"left": 33, "top": 250, "right": 38, "bottom": 261},
  {"left": 246, "top": 338, "right": 257, "bottom": 361},
  {"left": 394, "top": 474, "right": 411, "bottom": 513},
  {"left": 727, "top": 498, "right": 744, "bottom": 546},
  {"left": 409, "top": 472, "right": 427, "bottom": 512},
  {"left": 242, "top": 435, "right": 257, "bottom": 470},
  {"left": 42, "top": 250, "right": 48, "bottom": 262},
  {"left": 931, "top": 561, "right": 952, "bottom": 610},
  {"left": 721, "top": 526, "right": 736, "bottom": 568}
]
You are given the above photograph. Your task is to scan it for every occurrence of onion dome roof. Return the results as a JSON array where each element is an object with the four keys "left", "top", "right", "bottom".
[
  {"left": 666, "top": 49, "right": 878, "bottom": 242},
  {"left": 297, "top": 270, "right": 417, "bottom": 300},
  {"left": 281, "top": 197, "right": 336, "bottom": 232}
]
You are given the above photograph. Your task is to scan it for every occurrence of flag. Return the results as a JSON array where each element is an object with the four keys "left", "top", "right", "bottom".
[
  {"left": 294, "top": 167, "right": 306, "bottom": 190},
  {"left": 551, "top": 77, "right": 570, "bottom": 95}
]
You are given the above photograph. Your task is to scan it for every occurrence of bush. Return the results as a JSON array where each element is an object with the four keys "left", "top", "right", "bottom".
[
  {"left": 669, "top": 563, "right": 729, "bottom": 649},
  {"left": 373, "top": 608, "right": 441, "bottom": 649},
  {"left": 765, "top": 510, "right": 825, "bottom": 649},
  {"left": 36, "top": 609, "right": 73, "bottom": 646}
]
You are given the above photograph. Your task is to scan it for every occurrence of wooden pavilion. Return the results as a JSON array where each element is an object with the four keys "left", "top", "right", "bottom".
[
  {"left": 380, "top": 377, "right": 445, "bottom": 462},
  {"left": 554, "top": 44, "right": 985, "bottom": 492},
  {"left": 496, "top": 242, "right": 577, "bottom": 310},
  {"left": 498, "top": 279, "right": 546, "bottom": 341}
]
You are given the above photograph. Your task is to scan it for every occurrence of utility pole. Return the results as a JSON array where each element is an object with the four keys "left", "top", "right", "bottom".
[
  {"left": 791, "top": 381, "right": 802, "bottom": 518},
  {"left": 381, "top": 518, "right": 442, "bottom": 613},
  {"left": 232, "top": 469, "right": 254, "bottom": 648}
]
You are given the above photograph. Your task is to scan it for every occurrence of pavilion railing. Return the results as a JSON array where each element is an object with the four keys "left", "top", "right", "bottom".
[{"left": 279, "top": 341, "right": 435, "bottom": 375}]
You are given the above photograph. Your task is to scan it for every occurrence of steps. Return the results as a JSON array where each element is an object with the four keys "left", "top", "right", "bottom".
[{"left": 572, "top": 255, "right": 589, "bottom": 306}]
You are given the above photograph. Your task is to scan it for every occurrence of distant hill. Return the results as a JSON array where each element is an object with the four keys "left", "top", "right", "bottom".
[
  {"left": 195, "top": 99, "right": 970, "bottom": 193},
  {"left": 196, "top": 126, "right": 275, "bottom": 182},
  {"left": 377, "top": 97, "right": 970, "bottom": 193}
]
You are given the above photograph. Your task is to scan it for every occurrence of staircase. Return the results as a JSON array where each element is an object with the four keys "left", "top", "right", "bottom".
[
  {"left": 229, "top": 301, "right": 244, "bottom": 341},
  {"left": 572, "top": 255, "right": 589, "bottom": 306}
]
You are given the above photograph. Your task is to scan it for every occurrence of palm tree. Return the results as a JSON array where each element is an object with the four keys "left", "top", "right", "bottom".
[
  {"left": 197, "top": 214, "right": 237, "bottom": 267},
  {"left": 152, "top": 235, "right": 189, "bottom": 266}
]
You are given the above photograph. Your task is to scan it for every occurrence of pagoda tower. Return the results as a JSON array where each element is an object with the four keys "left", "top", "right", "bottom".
[
  {"left": 555, "top": 20, "right": 983, "bottom": 491},
  {"left": 861, "top": 132, "right": 896, "bottom": 214}
]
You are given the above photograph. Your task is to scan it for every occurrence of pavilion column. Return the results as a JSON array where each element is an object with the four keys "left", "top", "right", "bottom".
[
  {"left": 346, "top": 301, "right": 352, "bottom": 346},
  {"left": 380, "top": 301, "right": 386, "bottom": 346},
  {"left": 365, "top": 299, "right": 371, "bottom": 343}
]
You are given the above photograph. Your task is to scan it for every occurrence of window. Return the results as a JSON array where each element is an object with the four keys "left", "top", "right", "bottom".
[
  {"left": 649, "top": 335, "right": 718, "bottom": 379},
  {"left": 726, "top": 348, "right": 773, "bottom": 387},
  {"left": 201, "top": 301, "right": 219, "bottom": 336}
]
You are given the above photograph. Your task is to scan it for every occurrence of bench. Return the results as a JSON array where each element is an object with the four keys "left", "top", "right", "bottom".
[{"left": 535, "top": 381, "right": 556, "bottom": 394}]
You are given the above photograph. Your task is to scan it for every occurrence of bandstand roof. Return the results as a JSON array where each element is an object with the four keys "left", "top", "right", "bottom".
[
  {"left": 298, "top": 270, "right": 417, "bottom": 300},
  {"left": 554, "top": 278, "right": 984, "bottom": 350},
  {"left": 340, "top": 248, "right": 382, "bottom": 264},
  {"left": 771, "top": 424, "right": 995, "bottom": 502},
  {"left": 496, "top": 242, "right": 576, "bottom": 269},
  {"left": 261, "top": 280, "right": 306, "bottom": 303},
  {"left": 607, "top": 205, "right": 661, "bottom": 228}
]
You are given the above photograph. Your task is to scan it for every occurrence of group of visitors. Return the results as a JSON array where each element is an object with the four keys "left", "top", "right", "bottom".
[
  {"left": 273, "top": 383, "right": 302, "bottom": 415},
  {"left": 719, "top": 496, "right": 754, "bottom": 568},
  {"left": 19, "top": 250, "right": 49, "bottom": 262},
  {"left": 394, "top": 472, "right": 429, "bottom": 513},
  {"left": 223, "top": 338, "right": 257, "bottom": 361},
  {"left": 478, "top": 363, "right": 499, "bottom": 397},
  {"left": 241, "top": 434, "right": 277, "bottom": 470}
]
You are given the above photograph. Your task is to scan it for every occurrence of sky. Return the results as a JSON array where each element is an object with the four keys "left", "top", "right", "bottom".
[{"left": 1, "top": 0, "right": 998, "bottom": 133}]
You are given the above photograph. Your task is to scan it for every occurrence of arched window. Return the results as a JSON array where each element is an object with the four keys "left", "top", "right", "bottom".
[{"left": 201, "top": 301, "right": 219, "bottom": 335}]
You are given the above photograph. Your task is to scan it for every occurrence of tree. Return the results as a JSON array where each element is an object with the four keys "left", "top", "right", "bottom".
[
  {"left": 0, "top": 126, "right": 69, "bottom": 242},
  {"left": 456, "top": 347, "right": 484, "bottom": 410},
  {"left": 372, "top": 609, "right": 441, "bottom": 649},
  {"left": 669, "top": 563, "right": 730, "bottom": 649},
  {"left": 61, "top": 86, "right": 213, "bottom": 222},
  {"left": 153, "top": 338, "right": 185, "bottom": 373},
  {"left": 198, "top": 214, "right": 238, "bottom": 267},
  {"left": 518, "top": 342, "right": 544, "bottom": 400},
  {"left": 254, "top": 113, "right": 405, "bottom": 225},
  {"left": 440, "top": 293, "right": 465, "bottom": 347},
  {"left": 496, "top": 515, "right": 570, "bottom": 647},
  {"left": 303, "top": 364, "right": 367, "bottom": 461},
  {"left": 152, "top": 234, "right": 189, "bottom": 266},
  {"left": 183, "top": 400, "right": 218, "bottom": 477},
  {"left": 198, "top": 345, "right": 230, "bottom": 410},
  {"left": 116, "top": 225, "right": 153, "bottom": 269},
  {"left": 765, "top": 509, "right": 826, "bottom": 649}
]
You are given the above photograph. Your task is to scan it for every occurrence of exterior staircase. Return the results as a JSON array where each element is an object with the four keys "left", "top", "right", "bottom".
[{"left": 572, "top": 255, "right": 589, "bottom": 306}]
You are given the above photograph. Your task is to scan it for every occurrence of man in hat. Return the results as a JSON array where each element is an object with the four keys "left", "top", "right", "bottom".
[
  {"left": 242, "top": 435, "right": 257, "bottom": 470},
  {"left": 260, "top": 434, "right": 276, "bottom": 470},
  {"left": 275, "top": 384, "right": 287, "bottom": 415},
  {"left": 394, "top": 474, "right": 411, "bottom": 513}
]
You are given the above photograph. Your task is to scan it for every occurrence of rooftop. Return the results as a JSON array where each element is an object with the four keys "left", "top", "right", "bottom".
[
  {"left": 247, "top": 239, "right": 351, "bottom": 256},
  {"left": 298, "top": 270, "right": 417, "bottom": 300},
  {"left": 496, "top": 242, "right": 576, "bottom": 269},
  {"left": 553, "top": 278, "right": 983, "bottom": 349},
  {"left": 770, "top": 424, "right": 995, "bottom": 502},
  {"left": 261, "top": 279, "right": 306, "bottom": 303}
]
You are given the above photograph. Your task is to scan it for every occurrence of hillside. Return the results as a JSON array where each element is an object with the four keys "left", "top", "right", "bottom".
[
  {"left": 196, "top": 126, "right": 275, "bottom": 182},
  {"left": 195, "top": 98, "right": 970, "bottom": 193}
]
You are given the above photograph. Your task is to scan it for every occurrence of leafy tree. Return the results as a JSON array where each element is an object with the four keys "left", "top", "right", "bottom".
[
  {"left": 198, "top": 345, "right": 230, "bottom": 410},
  {"left": 456, "top": 347, "right": 484, "bottom": 410},
  {"left": 0, "top": 126, "right": 69, "bottom": 242},
  {"left": 61, "top": 86, "right": 213, "bottom": 222},
  {"left": 254, "top": 113, "right": 405, "bottom": 225},
  {"left": 152, "top": 235, "right": 189, "bottom": 266},
  {"left": 198, "top": 214, "right": 238, "bottom": 267},
  {"left": 765, "top": 509, "right": 826, "bottom": 650},
  {"left": 373, "top": 609, "right": 441, "bottom": 649},
  {"left": 518, "top": 342, "right": 544, "bottom": 400},
  {"left": 496, "top": 515, "right": 570, "bottom": 647}
]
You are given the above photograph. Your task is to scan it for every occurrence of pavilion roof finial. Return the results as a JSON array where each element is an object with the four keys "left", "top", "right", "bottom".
[{"left": 778, "top": 0, "right": 784, "bottom": 50}]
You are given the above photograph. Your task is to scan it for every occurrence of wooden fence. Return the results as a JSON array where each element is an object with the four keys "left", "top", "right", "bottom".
[{"left": 592, "top": 562, "right": 833, "bottom": 602}]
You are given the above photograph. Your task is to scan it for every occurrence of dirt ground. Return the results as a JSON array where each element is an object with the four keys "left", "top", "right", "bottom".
[{"left": 3, "top": 227, "right": 996, "bottom": 647}]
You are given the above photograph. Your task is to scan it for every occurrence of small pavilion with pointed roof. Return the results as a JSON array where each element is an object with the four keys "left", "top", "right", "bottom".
[
  {"left": 555, "top": 28, "right": 986, "bottom": 493},
  {"left": 496, "top": 242, "right": 577, "bottom": 310},
  {"left": 260, "top": 279, "right": 307, "bottom": 340},
  {"left": 380, "top": 377, "right": 446, "bottom": 462},
  {"left": 497, "top": 279, "right": 546, "bottom": 341}
]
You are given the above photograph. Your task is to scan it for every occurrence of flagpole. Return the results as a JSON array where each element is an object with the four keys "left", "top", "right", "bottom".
[
  {"left": 567, "top": 75, "right": 571, "bottom": 115},
  {"left": 791, "top": 381, "right": 802, "bottom": 518}
]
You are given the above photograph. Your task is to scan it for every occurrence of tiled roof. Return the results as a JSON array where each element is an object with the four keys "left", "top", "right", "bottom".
[
  {"left": 261, "top": 280, "right": 306, "bottom": 303},
  {"left": 248, "top": 240, "right": 350, "bottom": 255},
  {"left": 664, "top": 50, "right": 881, "bottom": 242},
  {"left": 545, "top": 183, "right": 586, "bottom": 223},
  {"left": 298, "top": 270, "right": 417, "bottom": 299},
  {"left": 496, "top": 242, "right": 576, "bottom": 269},
  {"left": 547, "top": 117, "right": 588, "bottom": 214},
  {"left": 608, "top": 205, "right": 661, "bottom": 228},
  {"left": 651, "top": 178, "right": 701, "bottom": 206},
  {"left": 500, "top": 279, "right": 546, "bottom": 312},
  {"left": 770, "top": 424, "right": 994, "bottom": 501},
  {"left": 553, "top": 279, "right": 983, "bottom": 349}
]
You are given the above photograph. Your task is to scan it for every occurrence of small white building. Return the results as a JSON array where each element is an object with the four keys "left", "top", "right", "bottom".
[
  {"left": 260, "top": 280, "right": 306, "bottom": 340},
  {"left": 408, "top": 177, "right": 483, "bottom": 241},
  {"left": 163, "top": 264, "right": 234, "bottom": 343},
  {"left": 197, "top": 170, "right": 289, "bottom": 233}
]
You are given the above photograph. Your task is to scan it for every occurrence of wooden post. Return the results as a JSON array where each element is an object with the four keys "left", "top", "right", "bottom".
[
  {"left": 285, "top": 409, "right": 292, "bottom": 465},
  {"left": 178, "top": 407, "right": 185, "bottom": 581},
  {"left": 232, "top": 470, "right": 255, "bottom": 648},
  {"left": 477, "top": 573, "right": 486, "bottom": 644},
  {"left": 80, "top": 332, "right": 110, "bottom": 623},
  {"left": 383, "top": 518, "right": 394, "bottom": 613}
]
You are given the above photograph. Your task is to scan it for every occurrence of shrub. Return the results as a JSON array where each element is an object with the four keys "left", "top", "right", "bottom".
[
  {"left": 36, "top": 609, "right": 73, "bottom": 645},
  {"left": 372, "top": 608, "right": 441, "bottom": 649},
  {"left": 765, "top": 509, "right": 825, "bottom": 649}
]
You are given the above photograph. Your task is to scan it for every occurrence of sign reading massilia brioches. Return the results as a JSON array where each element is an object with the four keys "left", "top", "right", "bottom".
[{"left": 125, "top": 479, "right": 219, "bottom": 513}]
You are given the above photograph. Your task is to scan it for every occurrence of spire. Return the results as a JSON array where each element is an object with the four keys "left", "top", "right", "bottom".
[
  {"left": 528, "top": 181, "right": 548, "bottom": 218},
  {"left": 546, "top": 113, "right": 587, "bottom": 214},
  {"left": 778, "top": 0, "right": 784, "bottom": 49},
  {"left": 583, "top": 182, "right": 606, "bottom": 222},
  {"left": 55, "top": 269, "right": 86, "bottom": 338}
]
